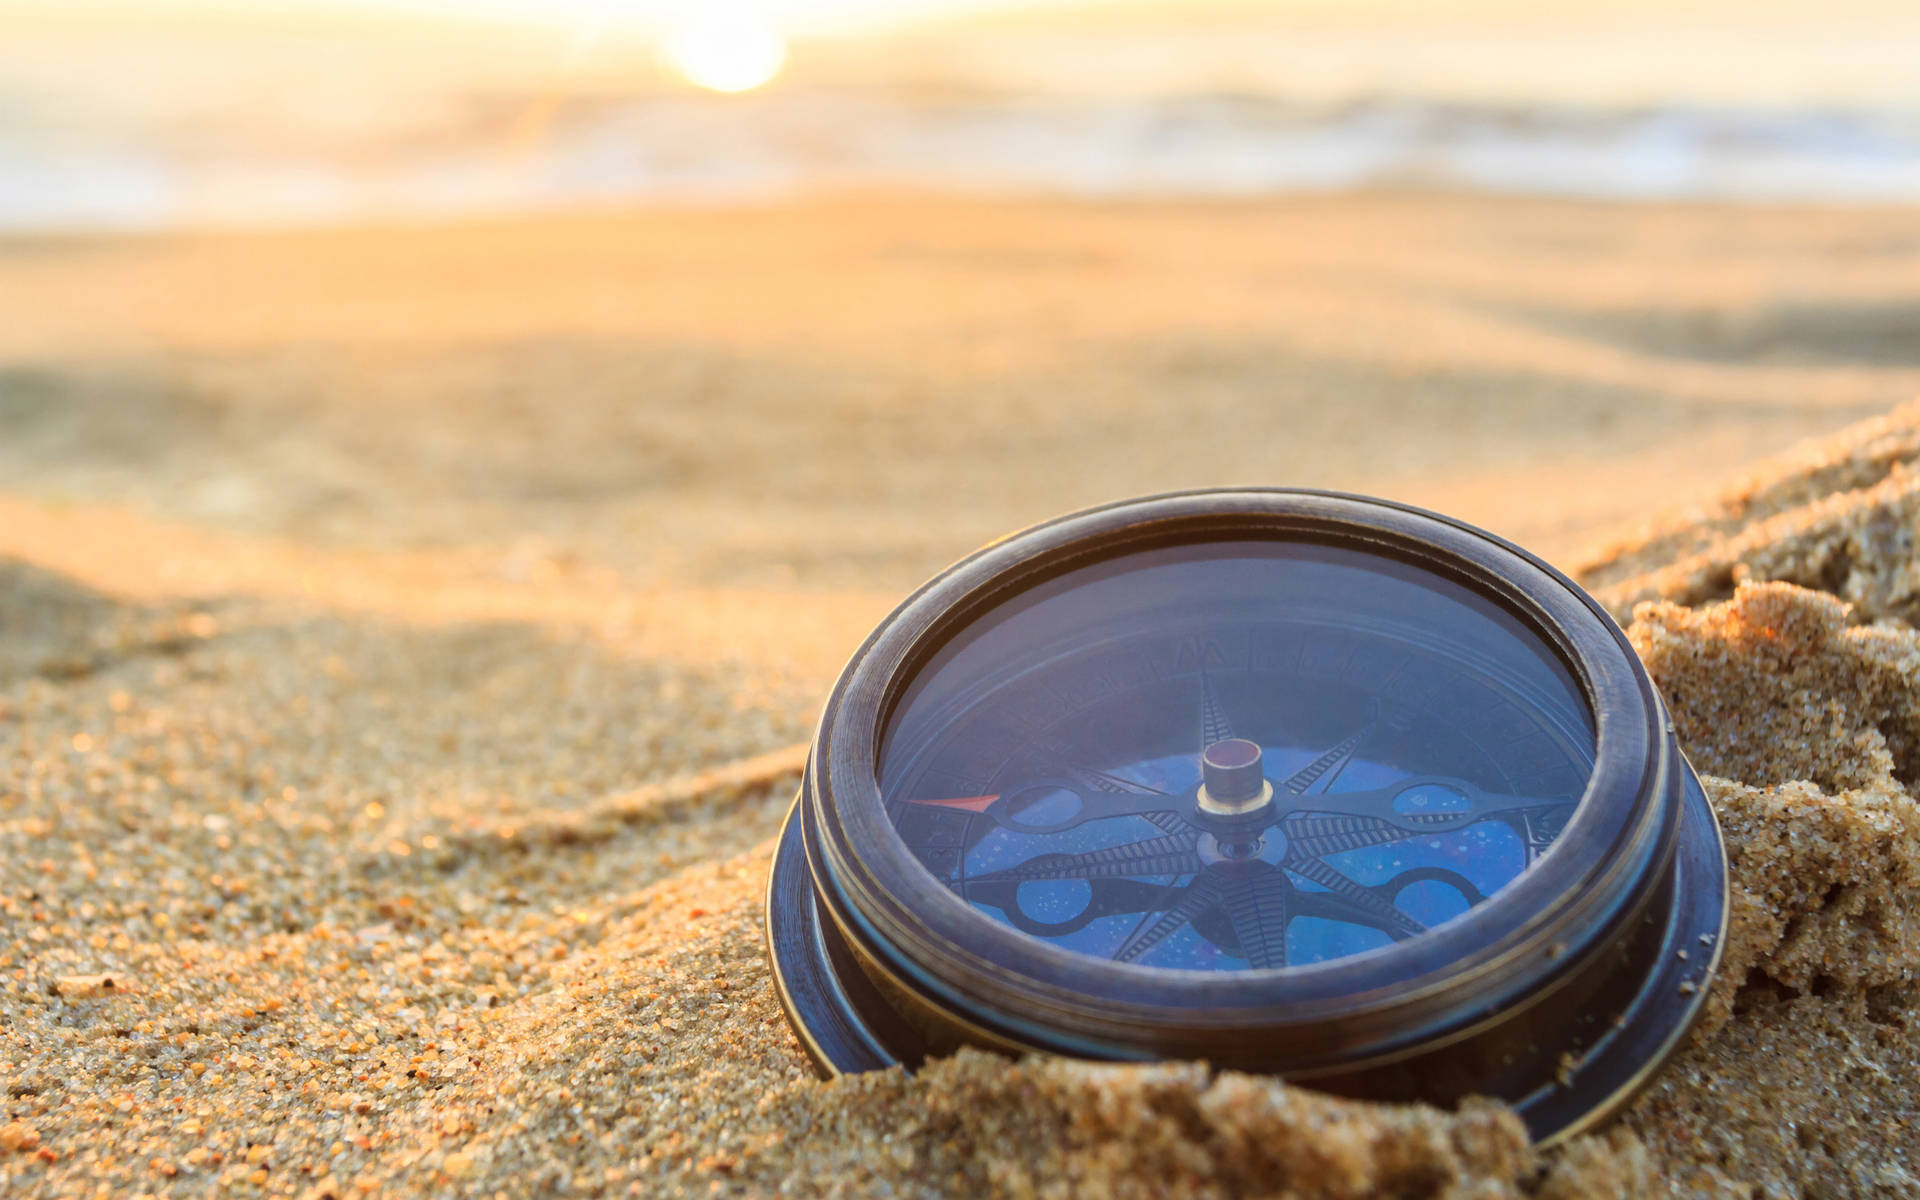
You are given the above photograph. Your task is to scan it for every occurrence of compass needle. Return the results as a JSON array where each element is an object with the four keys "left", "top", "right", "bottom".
[{"left": 900, "top": 793, "right": 1000, "bottom": 814}]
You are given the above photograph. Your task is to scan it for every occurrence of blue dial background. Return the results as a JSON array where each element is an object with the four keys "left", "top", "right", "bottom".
[{"left": 879, "top": 541, "right": 1596, "bottom": 974}]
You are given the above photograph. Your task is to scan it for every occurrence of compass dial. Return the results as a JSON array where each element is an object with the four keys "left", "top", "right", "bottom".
[{"left": 878, "top": 541, "right": 1595, "bottom": 974}]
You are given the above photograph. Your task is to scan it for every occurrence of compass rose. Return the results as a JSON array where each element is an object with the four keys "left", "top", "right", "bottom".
[{"left": 903, "top": 687, "right": 1576, "bottom": 968}]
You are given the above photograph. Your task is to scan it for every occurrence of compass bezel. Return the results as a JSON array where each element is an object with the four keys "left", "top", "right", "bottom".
[{"left": 769, "top": 488, "right": 1725, "bottom": 1144}]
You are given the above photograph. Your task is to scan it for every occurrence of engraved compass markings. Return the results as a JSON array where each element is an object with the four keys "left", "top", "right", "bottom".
[
  {"left": 923, "top": 774, "right": 1558, "bottom": 842},
  {"left": 1281, "top": 704, "right": 1378, "bottom": 795},
  {"left": 1281, "top": 814, "right": 1422, "bottom": 860},
  {"left": 963, "top": 791, "right": 1571, "bottom": 964},
  {"left": 1218, "top": 864, "right": 1291, "bottom": 969},
  {"left": 1140, "top": 809, "right": 1201, "bottom": 837},
  {"left": 1064, "top": 762, "right": 1173, "bottom": 797},
  {"left": 1094, "top": 857, "right": 1466, "bottom": 968},
  {"left": 970, "top": 834, "right": 1206, "bottom": 883},
  {"left": 1508, "top": 803, "right": 1577, "bottom": 866},
  {"left": 1041, "top": 760, "right": 1198, "bottom": 834},
  {"left": 1113, "top": 874, "right": 1220, "bottom": 964},
  {"left": 1198, "top": 666, "right": 1235, "bottom": 751},
  {"left": 1094, "top": 656, "right": 1249, "bottom": 960},
  {"left": 940, "top": 704, "right": 1578, "bottom": 968},
  {"left": 1283, "top": 856, "right": 1426, "bottom": 939},
  {"left": 897, "top": 627, "right": 1585, "bottom": 970}
]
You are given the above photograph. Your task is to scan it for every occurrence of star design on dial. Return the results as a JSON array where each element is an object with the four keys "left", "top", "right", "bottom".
[{"left": 901, "top": 678, "right": 1578, "bottom": 969}]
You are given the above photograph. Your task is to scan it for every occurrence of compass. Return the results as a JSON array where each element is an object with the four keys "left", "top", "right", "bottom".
[{"left": 765, "top": 490, "right": 1726, "bottom": 1145}]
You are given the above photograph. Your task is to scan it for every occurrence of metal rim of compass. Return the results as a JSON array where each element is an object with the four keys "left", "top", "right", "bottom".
[{"left": 765, "top": 488, "right": 1728, "bottom": 1145}]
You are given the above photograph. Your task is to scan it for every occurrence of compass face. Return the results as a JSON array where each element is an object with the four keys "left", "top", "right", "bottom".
[{"left": 878, "top": 540, "right": 1596, "bottom": 974}]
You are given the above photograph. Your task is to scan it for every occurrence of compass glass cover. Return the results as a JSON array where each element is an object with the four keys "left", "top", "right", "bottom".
[{"left": 877, "top": 540, "right": 1596, "bottom": 973}]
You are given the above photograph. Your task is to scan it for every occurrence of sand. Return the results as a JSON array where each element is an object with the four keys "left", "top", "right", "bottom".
[{"left": 4, "top": 193, "right": 1920, "bottom": 1197}]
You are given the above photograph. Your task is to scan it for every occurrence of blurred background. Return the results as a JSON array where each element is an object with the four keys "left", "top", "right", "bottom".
[
  {"left": 12, "top": 0, "right": 1920, "bottom": 225},
  {"left": 3, "top": 0, "right": 1920, "bottom": 609}
]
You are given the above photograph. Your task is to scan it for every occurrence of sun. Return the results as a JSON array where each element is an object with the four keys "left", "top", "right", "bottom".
[{"left": 663, "top": 10, "right": 789, "bottom": 94}]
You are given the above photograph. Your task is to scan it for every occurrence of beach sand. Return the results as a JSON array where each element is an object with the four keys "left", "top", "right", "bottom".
[{"left": 3, "top": 193, "right": 1920, "bottom": 1196}]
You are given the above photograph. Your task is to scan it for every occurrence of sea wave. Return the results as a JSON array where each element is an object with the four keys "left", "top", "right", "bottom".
[{"left": 5, "top": 92, "right": 1920, "bottom": 231}]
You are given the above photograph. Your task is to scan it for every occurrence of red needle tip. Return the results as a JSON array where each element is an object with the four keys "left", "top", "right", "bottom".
[{"left": 901, "top": 794, "right": 999, "bottom": 814}]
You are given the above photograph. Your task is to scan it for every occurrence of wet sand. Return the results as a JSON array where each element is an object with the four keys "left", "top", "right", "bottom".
[{"left": 3, "top": 193, "right": 1920, "bottom": 1197}]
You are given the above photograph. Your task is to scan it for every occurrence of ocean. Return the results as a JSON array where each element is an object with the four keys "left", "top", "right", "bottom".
[{"left": 4, "top": 13, "right": 1920, "bottom": 231}]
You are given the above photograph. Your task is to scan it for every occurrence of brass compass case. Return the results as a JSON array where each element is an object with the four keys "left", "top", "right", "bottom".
[{"left": 765, "top": 490, "right": 1726, "bottom": 1145}]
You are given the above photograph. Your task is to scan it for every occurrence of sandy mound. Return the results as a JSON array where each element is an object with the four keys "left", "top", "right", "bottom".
[
  {"left": 9, "top": 405, "right": 1920, "bottom": 1198},
  {"left": 1578, "top": 399, "right": 1920, "bottom": 627}
]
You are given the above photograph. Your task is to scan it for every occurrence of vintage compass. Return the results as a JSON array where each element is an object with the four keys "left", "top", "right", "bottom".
[{"left": 765, "top": 490, "right": 1726, "bottom": 1145}]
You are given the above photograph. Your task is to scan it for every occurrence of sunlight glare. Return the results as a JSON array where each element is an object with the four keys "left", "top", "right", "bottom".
[{"left": 663, "top": 10, "right": 788, "bottom": 94}]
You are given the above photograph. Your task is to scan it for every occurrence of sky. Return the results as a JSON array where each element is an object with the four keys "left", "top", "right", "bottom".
[
  {"left": 10, "top": 0, "right": 1920, "bottom": 103},
  {"left": 5, "top": 0, "right": 1919, "bottom": 117},
  {"left": 4, "top": 0, "right": 1025, "bottom": 35},
  {"left": 16, "top": 0, "right": 1920, "bottom": 33}
]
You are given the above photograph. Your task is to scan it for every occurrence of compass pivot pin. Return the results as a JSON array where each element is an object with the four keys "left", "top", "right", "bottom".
[{"left": 1197, "top": 738, "right": 1274, "bottom": 830}]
